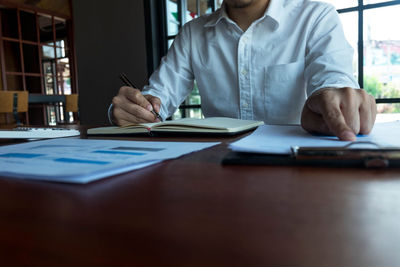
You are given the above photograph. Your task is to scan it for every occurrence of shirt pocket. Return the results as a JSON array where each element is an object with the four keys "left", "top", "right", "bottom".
[{"left": 264, "top": 59, "right": 307, "bottom": 124}]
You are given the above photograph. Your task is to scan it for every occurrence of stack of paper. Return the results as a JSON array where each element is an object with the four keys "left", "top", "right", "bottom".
[
  {"left": 229, "top": 121, "right": 400, "bottom": 154},
  {"left": 0, "top": 138, "right": 219, "bottom": 183},
  {"left": 0, "top": 127, "right": 80, "bottom": 139}
]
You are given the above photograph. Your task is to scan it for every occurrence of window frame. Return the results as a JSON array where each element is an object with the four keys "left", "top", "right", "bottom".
[
  {"left": 337, "top": 0, "right": 400, "bottom": 104},
  {"left": 0, "top": 3, "right": 77, "bottom": 125}
]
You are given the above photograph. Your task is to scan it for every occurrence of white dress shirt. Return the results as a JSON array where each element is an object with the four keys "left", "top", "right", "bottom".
[{"left": 141, "top": 0, "right": 359, "bottom": 124}]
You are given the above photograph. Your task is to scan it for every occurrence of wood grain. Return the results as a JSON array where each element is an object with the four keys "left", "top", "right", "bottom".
[{"left": 1, "top": 126, "right": 400, "bottom": 266}]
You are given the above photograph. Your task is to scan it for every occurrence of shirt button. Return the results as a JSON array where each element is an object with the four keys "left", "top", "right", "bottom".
[
  {"left": 241, "top": 69, "right": 248, "bottom": 76},
  {"left": 243, "top": 102, "right": 249, "bottom": 108}
]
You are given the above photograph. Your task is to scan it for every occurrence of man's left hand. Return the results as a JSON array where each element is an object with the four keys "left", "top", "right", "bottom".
[{"left": 301, "top": 87, "right": 377, "bottom": 141}]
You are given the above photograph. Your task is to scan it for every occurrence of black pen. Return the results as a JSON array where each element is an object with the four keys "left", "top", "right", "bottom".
[{"left": 119, "top": 73, "right": 162, "bottom": 121}]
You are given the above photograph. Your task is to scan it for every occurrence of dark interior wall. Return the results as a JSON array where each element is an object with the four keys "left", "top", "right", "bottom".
[{"left": 72, "top": 0, "right": 148, "bottom": 124}]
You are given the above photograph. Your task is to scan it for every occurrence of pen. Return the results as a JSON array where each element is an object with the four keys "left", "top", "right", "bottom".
[{"left": 119, "top": 73, "right": 162, "bottom": 121}]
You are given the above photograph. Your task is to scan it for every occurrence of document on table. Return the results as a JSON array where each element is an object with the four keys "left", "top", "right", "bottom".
[
  {"left": 0, "top": 138, "right": 219, "bottom": 183},
  {"left": 0, "top": 127, "right": 80, "bottom": 139},
  {"left": 229, "top": 121, "right": 400, "bottom": 154}
]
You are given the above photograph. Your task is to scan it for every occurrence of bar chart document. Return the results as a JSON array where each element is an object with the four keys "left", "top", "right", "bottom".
[{"left": 0, "top": 138, "right": 219, "bottom": 183}]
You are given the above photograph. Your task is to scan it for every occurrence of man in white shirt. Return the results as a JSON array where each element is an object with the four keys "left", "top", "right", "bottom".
[{"left": 110, "top": 0, "right": 376, "bottom": 141}]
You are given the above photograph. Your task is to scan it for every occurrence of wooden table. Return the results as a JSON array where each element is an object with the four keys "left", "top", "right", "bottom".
[{"left": 1, "top": 126, "right": 400, "bottom": 266}]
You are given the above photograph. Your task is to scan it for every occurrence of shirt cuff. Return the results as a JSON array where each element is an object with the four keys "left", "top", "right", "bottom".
[
  {"left": 107, "top": 103, "right": 116, "bottom": 125},
  {"left": 310, "top": 84, "right": 361, "bottom": 97}
]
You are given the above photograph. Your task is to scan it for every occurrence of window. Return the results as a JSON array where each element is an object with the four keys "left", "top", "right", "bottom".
[
  {"left": 0, "top": 4, "right": 76, "bottom": 125},
  {"left": 322, "top": 0, "right": 400, "bottom": 121}
]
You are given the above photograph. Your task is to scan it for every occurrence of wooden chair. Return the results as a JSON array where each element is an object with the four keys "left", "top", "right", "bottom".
[
  {"left": 65, "top": 94, "right": 79, "bottom": 123},
  {"left": 0, "top": 90, "right": 28, "bottom": 126}
]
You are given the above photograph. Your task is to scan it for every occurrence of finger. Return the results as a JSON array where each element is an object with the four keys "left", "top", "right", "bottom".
[
  {"left": 117, "top": 87, "right": 159, "bottom": 121},
  {"left": 117, "top": 118, "right": 137, "bottom": 127},
  {"left": 112, "top": 107, "right": 138, "bottom": 126},
  {"left": 340, "top": 100, "right": 360, "bottom": 135},
  {"left": 144, "top": 95, "right": 162, "bottom": 113},
  {"left": 371, "top": 95, "right": 377, "bottom": 123},
  {"left": 119, "top": 101, "right": 158, "bottom": 123},
  {"left": 113, "top": 96, "right": 157, "bottom": 124},
  {"left": 321, "top": 105, "right": 357, "bottom": 141},
  {"left": 306, "top": 88, "right": 333, "bottom": 114},
  {"left": 308, "top": 87, "right": 360, "bottom": 134},
  {"left": 307, "top": 88, "right": 357, "bottom": 141},
  {"left": 301, "top": 104, "right": 331, "bottom": 135},
  {"left": 113, "top": 106, "right": 153, "bottom": 126},
  {"left": 121, "top": 87, "right": 154, "bottom": 112},
  {"left": 359, "top": 93, "right": 377, "bottom": 134}
]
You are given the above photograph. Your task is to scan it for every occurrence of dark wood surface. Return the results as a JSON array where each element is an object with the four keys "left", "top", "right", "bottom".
[{"left": 1, "top": 126, "right": 400, "bottom": 266}]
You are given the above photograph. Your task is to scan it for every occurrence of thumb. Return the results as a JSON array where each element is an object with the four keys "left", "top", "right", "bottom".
[{"left": 145, "top": 95, "right": 161, "bottom": 113}]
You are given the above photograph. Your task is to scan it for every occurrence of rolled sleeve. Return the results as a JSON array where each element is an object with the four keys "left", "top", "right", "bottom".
[
  {"left": 142, "top": 23, "right": 195, "bottom": 119},
  {"left": 304, "top": 4, "right": 359, "bottom": 96}
]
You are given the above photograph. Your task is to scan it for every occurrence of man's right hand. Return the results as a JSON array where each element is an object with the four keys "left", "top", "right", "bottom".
[{"left": 111, "top": 86, "right": 161, "bottom": 126}]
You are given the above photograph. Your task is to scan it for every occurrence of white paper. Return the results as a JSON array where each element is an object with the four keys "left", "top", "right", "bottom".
[
  {"left": 0, "top": 138, "right": 219, "bottom": 183},
  {"left": 0, "top": 128, "right": 80, "bottom": 139},
  {"left": 229, "top": 121, "right": 400, "bottom": 154}
]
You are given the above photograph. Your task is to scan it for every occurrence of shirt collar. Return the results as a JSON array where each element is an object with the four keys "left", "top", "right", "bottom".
[
  {"left": 203, "top": 0, "right": 284, "bottom": 30},
  {"left": 203, "top": 4, "right": 226, "bottom": 27},
  {"left": 264, "top": 0, "right": 283, "bottom": 30}
]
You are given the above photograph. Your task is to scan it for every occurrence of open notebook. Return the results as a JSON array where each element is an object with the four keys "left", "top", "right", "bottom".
[{"left": 87, "top": 117, "right": 264, "bottom": 136}]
